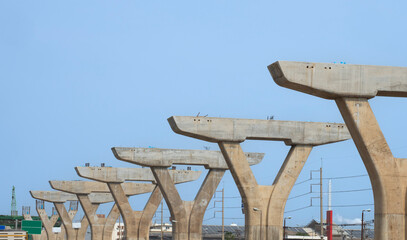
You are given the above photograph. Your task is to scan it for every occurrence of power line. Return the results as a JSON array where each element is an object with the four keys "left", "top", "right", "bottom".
[
  {"left": 323, "top": 174, "right": 368, "bottom": 180},
  {"left": 285, "top": 205, "right": 312, "bottom": 213},
  {"left": 294, "top": 173, "right": 369, "bottom": 188},
  {"left": 288, "top": 192, "right": 313, "bottom": 200},
  {"left": 288, "top": 187, "right": 373, "bottom": 202},
  {"left": 327, "top": 203, "right": 374, "bottom": 208},
  {"left": 324, "top": 188, "right": 372, "bottom": 193},
  {"left": 294, "top": 178, "right": 312, "bottom": 186},
  {"left": 285, "top": 203, "right": 374, "bottom": 213},
  {"left": 288, "top": 188, "right": 372, "bottom": 200}
]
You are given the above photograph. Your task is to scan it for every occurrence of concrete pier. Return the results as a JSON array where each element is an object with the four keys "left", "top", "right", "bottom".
[
  {"left": 75, "top": 167, "right": 202, "bottom": 240},
  {"left": 167, "top": 116, "right": 350, "bottom": 240},
  {"left": 112, "top": 148, "right": 264, "bottom": 240},
  {"left": 30, "top": 191, "right": 83, "bottom": 240},
  {"left": 49, "top": 181, "right": 155, "bottom": 240},
  {"left": 34, "top": 201, "right": 64, "bottom": 240},
  {"left": 268, "top": 61, "right": 407, "bottom": 240}
]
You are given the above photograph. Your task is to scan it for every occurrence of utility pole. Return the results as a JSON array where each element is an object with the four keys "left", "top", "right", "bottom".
[
  {"left": 161, "top": 201, "right": 164, "bottom": 240},
  {"left": 310, "top": 168, "right": 323, "bottom": 239},
  {"left": 222, "top": 188, "right": 224, "bottom": 240},
  {"left": 361, "top": 209, "right": 371, "bottom": 240},
  {"left": 215, "top": 187, "right": 224, "bottom": 240},
  {"left": 320, "top": 167, "right": 323, "bottom": 240},
  {"left": 361, "top": 212, "right": 364, "bottom": 240}
]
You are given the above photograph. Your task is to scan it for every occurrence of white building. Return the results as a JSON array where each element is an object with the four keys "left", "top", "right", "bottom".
[{"left": 111, "top": 223, "right": 125, "bottom": 240}]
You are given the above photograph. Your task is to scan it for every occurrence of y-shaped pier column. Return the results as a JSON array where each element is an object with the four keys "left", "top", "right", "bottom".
[
  {"left": 30, "top": 191, "right": 84, "bottom": 240},
  {"left": 34, "top": 200, "right": 65, "bottom": 240},
  {"left": 168, "top": 116, "right": 350, "bottom": 240},
  {"left": 75, "top": 167, "right": 202, "bottom": 240},
  {"left": 50, "top": 181, "right": 155, "bottom": 240},
  {"left": 268, "top": 61, "right": 407, "bottom": 240},
  {"left": 112, "top": 148, "right": 263, "bottom": 240}
]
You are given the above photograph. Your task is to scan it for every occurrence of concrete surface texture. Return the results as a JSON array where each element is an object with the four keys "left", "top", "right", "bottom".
[
  {"left": 30, "top": 191, "right": 81, "bottom": 240},
  {"left": 75, "top": 167, "right": 202, "bottom": 240},
  {"left": 112, "top": 148, "right": 263, "bottom": 240},
  {"left": 168, "top": 116, "right": 350, "bottom": 145},
  {"left": 111, "top": 148, "right": 264, "bottom": 169},
  {"left": 268, "top": 61, "right": 407, "bottom": 99},
  {"left": 35, "top": 206, "right": 65, "bottom": 240},
  {"left": 49, "top": 181, "right": 155, "bottom": 196},
  {"left": 30, "top": 191, "right": 78, "bottom": 203},
  {"left": 168, "top": 116, "right": 350, "bottom": 240},
  {"left": 49, "top": 181, "right": 154, "bottom": 240},
  {"left": 75, "top": 166, "right": 201, "bottom": 183},
  {"left": 268, "top": 61, "right": 407, "bottom": 240}
]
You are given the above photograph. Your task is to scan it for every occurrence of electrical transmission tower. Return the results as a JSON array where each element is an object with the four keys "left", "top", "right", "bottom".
[{"left": 11, "top": 186, "right": 17, "bottom": 216}]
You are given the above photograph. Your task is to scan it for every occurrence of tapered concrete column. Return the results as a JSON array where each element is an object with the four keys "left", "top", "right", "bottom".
[
  {"left": 102, "top": 204, "right": 120, "bottom": 240},
  {"left": 268, "top": 61, "right": 407, "bottom": 240},
  {"left": 76, "top": 196, "right": 106, "bottom": 240},
  {"left": 76, "top": 216, "right": 90, "bottom": 240},
  {"left": 112, "top": 148, "right": 263, "bottom": 240},
  {"left": 49, "top": 181, "right": 156, "bottom": 240},
  {"left": 168, "top": 116, "right": 350, "bottom": 240},
  {"left": 30, "top": 191, "right": 80, "bottom": 240},
  {"left": 35, "top": 201, "right": 67, "bottom": 240},
  {"left": 41, "top": 211, "right": 59, "bottom": 240},
  {"left": 75, "top": 167, "right": 202, "bottom": 240}
]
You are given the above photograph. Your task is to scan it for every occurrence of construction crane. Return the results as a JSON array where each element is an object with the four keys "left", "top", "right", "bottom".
[{"left": 11, "top": 186, "right": 17, "bottom": 216}]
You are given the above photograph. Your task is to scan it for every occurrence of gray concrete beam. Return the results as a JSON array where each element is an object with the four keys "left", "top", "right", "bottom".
[
  {"left": 75, "top": 167, "right": 154, "bottom": 183},
  {"left": 111, "top": 148, "right": 264, "bottom": 169},
  {"left": 268, "top": 61, "right": 407, "bottom": 99},
  {"left": 49, "top": 181, "right": 108, "bottom": 194},
  {"left": 75, "top": 166, "right": 202, "bottom": 183},
  {"left": 49, "top": 181, "right": 155, "bottom": 196},
  {"left": 30, "top": 191, "right": 77, "bottom": 203},
  {"left": 168, "top": 116, "right": 350, "bottom": 145}
]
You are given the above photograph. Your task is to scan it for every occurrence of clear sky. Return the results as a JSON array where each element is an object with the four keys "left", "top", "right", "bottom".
[{"left": 1, "top": 1, "right": 407, "bottom": 228}]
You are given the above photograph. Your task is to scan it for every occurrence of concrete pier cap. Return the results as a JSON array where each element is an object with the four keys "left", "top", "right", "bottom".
[
  {"left": 112, "top": 148, "right": 264, "bottom": 169},
  {"left": 30, "top": 190, "right": 115, "bottom": 204},
  {"left": 268, "top": 61, "right": 407, "bottom": 99},
  {"left": 49, "top": 181, "right": 155, "bottom": 196},
  {"left": 75, "top": 167, "right": 201, "bottom": 183},
  {"left": 168, "top": 116, "right": 350, "bottom": 146},
  {"left": 30, "top": 191, "right": 77, "bottom": 203}
]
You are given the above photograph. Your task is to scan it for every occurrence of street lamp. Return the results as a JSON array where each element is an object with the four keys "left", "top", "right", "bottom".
[
  {"left": 361, "top": 209, "right": 371, "bottom": 240},
  {"left": 253, "top": 208, "right": 262, "bottom": 240},
  {"left": 283, "top": 216, "right": 292, "bottom": 240}
]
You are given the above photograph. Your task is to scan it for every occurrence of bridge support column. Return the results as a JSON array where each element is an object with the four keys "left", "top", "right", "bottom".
[{"left": 336, "top": 98, "right": 407, "bottom": 240}]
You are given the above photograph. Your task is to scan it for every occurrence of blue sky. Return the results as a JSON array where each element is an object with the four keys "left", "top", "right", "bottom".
[{"left": 1, "top": 1, "right": 407, "bottom": 227}]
